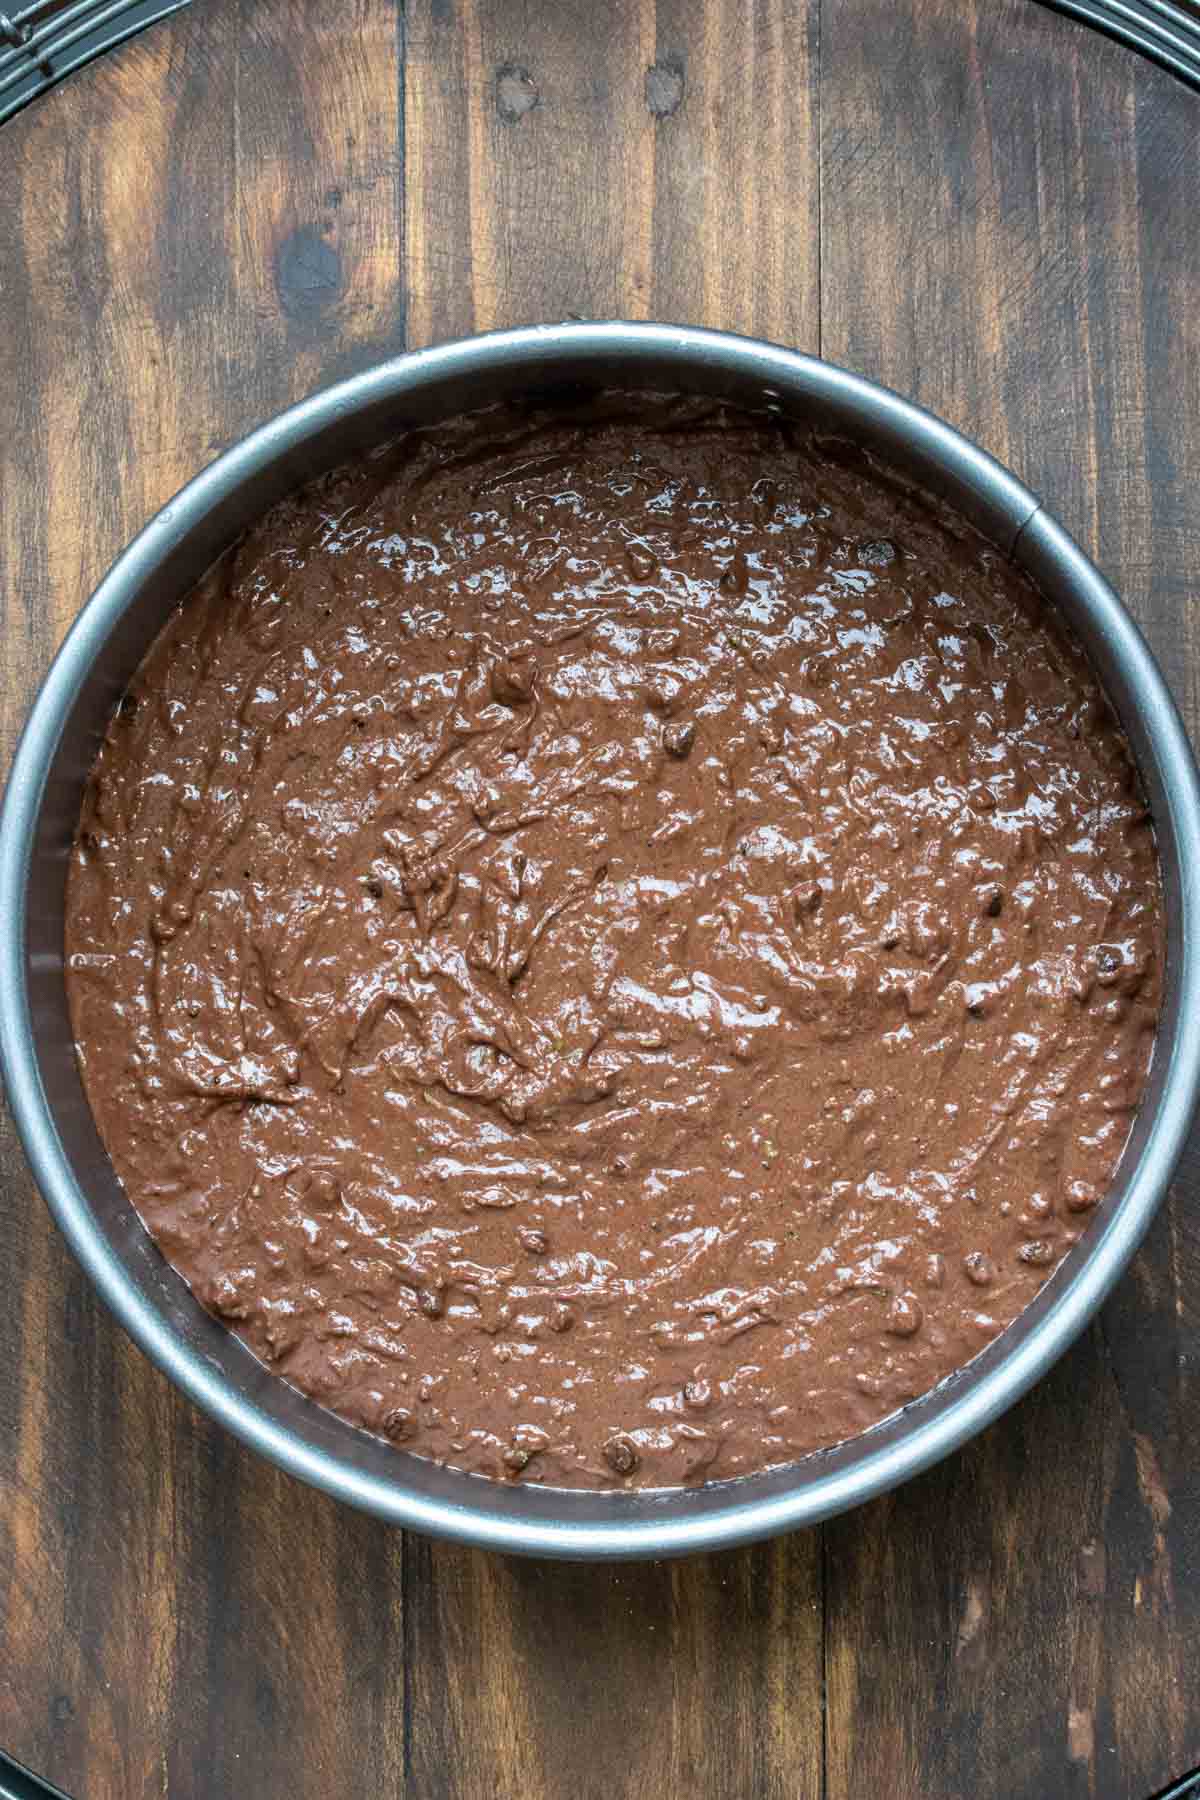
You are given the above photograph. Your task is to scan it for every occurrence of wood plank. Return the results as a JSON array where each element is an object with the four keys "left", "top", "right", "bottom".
[
  {"left": 819, "top": 4, "right": 1200, "bottom": 1796},
  {"left": 406, "top": 0, "right": 820, "bottom": 348},
  {"left": 405, "top": 0, "right": 658, "bottom": 345},
  {"left": 0, "top": 0, "right": 1197, "bottom": 1795},
  {"left": 403, "top": 5, "right": 824, "bottom": 1795},
  {"left": 404, "top": 1540, "right": 824, "bottom": 1800},
  {"left": 645, "top": 0, "right": 820, "bottom": 344},
  {"left": 0, "top": 5, "right": 409, "bottom": 1796}
]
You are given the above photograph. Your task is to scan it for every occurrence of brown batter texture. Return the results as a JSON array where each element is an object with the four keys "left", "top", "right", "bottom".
[{"left": 65, "top": 397, "right": 1162, "bottom": 1489}]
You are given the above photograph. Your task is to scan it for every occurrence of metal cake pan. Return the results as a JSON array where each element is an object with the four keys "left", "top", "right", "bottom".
[{"left": 3, "top": 321, "right": 1199, "bottom": 1558}]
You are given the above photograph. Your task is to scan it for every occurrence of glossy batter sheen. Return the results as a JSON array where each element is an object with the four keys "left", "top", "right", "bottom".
[{"left": 65, "top": 397, "right": 1162, "bottom": 1489}]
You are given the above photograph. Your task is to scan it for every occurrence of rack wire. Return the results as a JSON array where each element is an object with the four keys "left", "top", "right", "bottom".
[
  {"left": 0, "top": 0, "right": 190, "bottom": 125},
  {"left": 0, "top": 3, "right": 1199, "bottom": 1800},
  {"left": 1042, "top": 0, "right": 1200, "bottom": 86},
  {"left": 1, "top": 0, "right": 1199, "bottom": 131}
]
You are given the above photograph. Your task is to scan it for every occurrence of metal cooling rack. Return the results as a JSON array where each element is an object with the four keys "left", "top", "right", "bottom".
[
  {"left": 0, "top": 0, "right": 1198, "bottom": 1798},
  {"left": 1042, "top": 0, "right": 1200, "bottom": 84},
  {"left": 2, "top": 0, "right": 1200, "bottom": 130},
  {"left": 0, "top": 0, "right": 190, "bottom": 125}
]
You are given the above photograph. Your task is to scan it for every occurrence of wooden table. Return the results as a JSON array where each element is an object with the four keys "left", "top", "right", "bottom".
[{"left": 1, "top": 3, "right": 1198, "bottom": 1795}]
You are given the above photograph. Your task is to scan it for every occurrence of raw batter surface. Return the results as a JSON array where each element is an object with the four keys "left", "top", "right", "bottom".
[{"left": 65, "top": 397, "right": 1162, "bottom": 1487}]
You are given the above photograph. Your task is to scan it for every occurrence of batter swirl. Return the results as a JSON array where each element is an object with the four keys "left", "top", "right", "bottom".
[{"left": 65, "top": 398, "right": 1162, "bottom": 1487}]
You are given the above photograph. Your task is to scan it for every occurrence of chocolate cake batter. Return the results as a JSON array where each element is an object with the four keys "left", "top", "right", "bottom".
[{"left": 65, "top": 397, "right": 1162, "bottom": 1489}]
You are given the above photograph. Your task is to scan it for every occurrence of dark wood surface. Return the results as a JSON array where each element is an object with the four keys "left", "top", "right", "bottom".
[{"left": 1, "top": 3, "right": 1198, "bottom": 1796}]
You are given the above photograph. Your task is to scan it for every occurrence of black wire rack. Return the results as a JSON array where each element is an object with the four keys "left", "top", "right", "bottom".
[
  {"left": 2, "top": 0, "right": 1200, "bottom": 130},
  {"left": 0, "top": 0, "right": 190, "bottom": 125},
  {"left": 0, "top": 1746, "right": 71, "bottom": 1800},
  {"left": 0, "top": 2, "right": 1199, "bottom": 1800},
  {"left": 1043, "top": 0, "right": 1200, "bottom": 84}
]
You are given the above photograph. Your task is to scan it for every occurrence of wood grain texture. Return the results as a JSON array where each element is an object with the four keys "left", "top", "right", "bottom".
[
  {"left": 405, "top": 1541, "right": 822, "bottom": 1800},
  {"left": 405, "top": 14, "right": 826, "bottom": 1800},
  {"left": 819, "top": 7, "right": 1200, "bottom": 1795},
  {"left": 0, "top": 3, "right": 1197, "bottom": 1797},
  {"left": 1, "top": 9, "right": 411, "bottom": 1798},
  {"left": 405, "top": 0, "right": 819, "bottom": 345}
]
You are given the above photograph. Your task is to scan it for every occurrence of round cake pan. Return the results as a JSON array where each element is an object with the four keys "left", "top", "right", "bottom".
[{"left": 3, "top": 322, "right": 1199, "bottom": 1559}]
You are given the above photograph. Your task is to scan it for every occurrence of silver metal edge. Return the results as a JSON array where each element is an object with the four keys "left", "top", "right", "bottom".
[{"left": 3, "top": 321, "right": 1198, "bottom": 1558}]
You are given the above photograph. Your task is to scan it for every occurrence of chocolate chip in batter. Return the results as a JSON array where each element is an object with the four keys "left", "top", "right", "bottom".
[
  {"left": 492, "top": 656, "right": 537, "bottom": 705},
  {"left": 382, "top": 1407, "right": 416, "bottom": 1443},
  {"left": 603, "top": 1435, "right": 640, "bottom": 1476},
  {"left": 885, "top": 1292, "right": 924, "bottom": 1337},
  {"left": 625, "top": 541, "right": 658, "bottom": 581}
]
